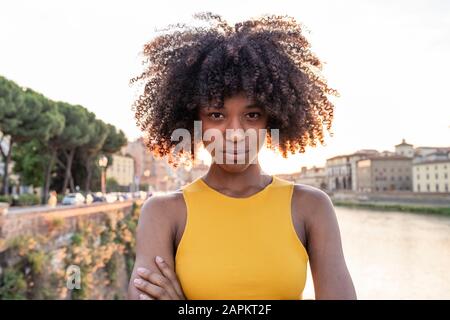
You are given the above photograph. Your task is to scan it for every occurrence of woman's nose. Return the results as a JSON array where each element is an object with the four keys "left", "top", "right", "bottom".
[{"left": 226, "top": 117, "right": 245, "bottom": 141}]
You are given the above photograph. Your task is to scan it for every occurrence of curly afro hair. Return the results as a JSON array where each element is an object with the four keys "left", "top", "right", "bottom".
[{"left": 131, "top": 12, "right": 337, "bottom": 163}]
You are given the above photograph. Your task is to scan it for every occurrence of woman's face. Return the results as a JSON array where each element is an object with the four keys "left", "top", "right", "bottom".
[{"left": 198, "top": 93, "right": 269, "bottom": 173}]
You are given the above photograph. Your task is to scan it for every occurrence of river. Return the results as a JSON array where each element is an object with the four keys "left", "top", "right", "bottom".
[{"left": 302, "top": 206, "right": 450, "bottom": 299}]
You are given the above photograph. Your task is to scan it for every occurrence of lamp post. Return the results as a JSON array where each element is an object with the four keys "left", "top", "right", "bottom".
[
  {"left": 143, "top": 169, "right": 151, "bottom": 192},
  {"left": 98, "top": 155, "right": 108, "bottom": 194}
]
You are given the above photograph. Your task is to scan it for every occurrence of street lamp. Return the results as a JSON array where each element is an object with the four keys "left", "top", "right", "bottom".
[
  {"left": 98, "top": 155, "right": 108, "bottom": 194},
  {"left": 143, "top": 169, "right": 151, "bottom": 192}
]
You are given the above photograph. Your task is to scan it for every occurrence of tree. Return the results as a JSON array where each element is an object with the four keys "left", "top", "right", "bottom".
[
  {"left": 12, "top": 140, "right": 46, "bottom": 187},
  {"left": 106, "top": 177, "right": 120, "bottom": 192},
  {"left": 39, "top": 103, "right": 65, "bottom": 203},
  {"left": 76, "top": 115, "right": 109, "bottom": 192},
  {"left": 56, "top": 103, "right": 91, "bottom": 194},
  {"left": 101, "top": 124, "right": 127, "bottom": 155},
  {"left": 0, "top": 77, "right": 61, "bottom": 195}
]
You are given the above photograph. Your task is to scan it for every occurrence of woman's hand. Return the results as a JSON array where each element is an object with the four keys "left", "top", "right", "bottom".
[{"left": 133, "top": 255, "right": 186, "bottom": 300}]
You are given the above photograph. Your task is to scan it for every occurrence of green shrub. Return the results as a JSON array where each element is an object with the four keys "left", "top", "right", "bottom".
[
  {"left": 14, "top": 194, "right": 40, "bottom": 206},
  {"left": 0, "top": 267, "right": 27, "bottom": 300},
  {"left": 0, "top": 195, "right": 13, "bottom": 205},
  {"left": 71, "top": 232, "right": 83, "bottom": 246}
]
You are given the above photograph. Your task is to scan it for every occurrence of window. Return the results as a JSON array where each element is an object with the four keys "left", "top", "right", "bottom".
[
  {"left": 436, "top": 184, "right": 439, "bottom": 192},
  {"left": 426, "top": 174, "right": 429, "bottom": 180},
  {"left": 435, "top": 173, "right": 439, "bottom": 179},
  {"left": 427, "top": 184, "right": 430, "bottom": 191},
  {"left": 417, "top": 174, "right": 420, "bottom": 180},
  {"left": 445, "top": 184, "right": 448, "bottom": 192},
  {"left": 445, "top": 173, "right": 448, "bottom": 179},
  {"left": 417, "top": 184, "right": 421, "bottom": 192}
]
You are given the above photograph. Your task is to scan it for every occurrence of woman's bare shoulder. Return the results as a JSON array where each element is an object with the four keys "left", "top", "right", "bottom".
[
  {"left": 291, "top": 183, "right": 335, "bottom": 222},
  {"left": 139, "top": 190, "right": 186, "bottom": 225}
]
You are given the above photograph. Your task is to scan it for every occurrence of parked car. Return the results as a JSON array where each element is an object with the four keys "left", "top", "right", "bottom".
[
  {"left": 85, "top": 193, "right": 94, "bottom": 204},
  {"left": 116, "top": 194, "right": 126, "bottom": 202},
  {"left": 91, "top": 192, "right": 105, "bottom": 203},
  {"left": 62, "top": 193, "right": 85, "bottom": 205},
  {"left": 104, "top": 193, "right": 117, "bottom": 203}
]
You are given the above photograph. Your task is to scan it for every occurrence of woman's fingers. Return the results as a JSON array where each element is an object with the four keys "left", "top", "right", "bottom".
[
  {"left": 133, "top": 276, "right": 171, "bottom": 300},
  {"left": 154, "top": 256, "right": 186, "bottom": 299},
  {"left": 136, "top": 266, "right": 178, "bottom": 300},
  {"left": 139, "top": 293, "right": 153, "bottom": 300}
]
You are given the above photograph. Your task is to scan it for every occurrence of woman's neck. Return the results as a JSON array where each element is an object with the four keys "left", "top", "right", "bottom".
[{"left": 202, "top": 161, "right": 272, "bottom": 196}]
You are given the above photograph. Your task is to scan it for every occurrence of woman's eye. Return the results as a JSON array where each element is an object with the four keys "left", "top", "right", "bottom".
[
  {"left": 246, "top": 112, "right": 261, "bottom": 120},
  {"left": 208, "top": 112, "right": 225, "bottom": 120}
]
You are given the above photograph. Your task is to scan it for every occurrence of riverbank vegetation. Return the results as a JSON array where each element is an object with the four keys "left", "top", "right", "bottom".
[{"left": 333, "top": 200, "right": 450, "bottom": 217}]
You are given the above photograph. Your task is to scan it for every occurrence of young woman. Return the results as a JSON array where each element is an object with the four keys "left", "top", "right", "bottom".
[{"left": 128, "top": 12, "right": 356, "bottom": 300}]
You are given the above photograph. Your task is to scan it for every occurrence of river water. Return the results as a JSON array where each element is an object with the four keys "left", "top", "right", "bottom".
[{"left": 302, "top": 207, "right": 450, "bottom": 299}]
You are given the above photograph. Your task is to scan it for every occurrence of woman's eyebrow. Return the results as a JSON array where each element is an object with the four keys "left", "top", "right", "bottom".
[
  {"left": 200, "top": 106, "right": 222, "bottom": 111},
  {"left": 200, "top": 103, "right": 262, "bottom": 110},
  {"left": 245, "top": 103, "right": 263, "bottom": 109}
]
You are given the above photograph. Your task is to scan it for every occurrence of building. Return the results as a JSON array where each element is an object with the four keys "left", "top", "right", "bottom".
[
  {"left": 278, "top": 166, "right": 327, "bottom": 190},
  {"left": 412, "top": 150, "right": 450, "bottom": 193},
  {"left": 125, "top": 138, "right": 173, "bottom": 191},
  {"left": 326, "top": 149, "right": 379, "bottom": 192},
  {"left": 125, "top": 138, "right": 209, "bottom": 192},
  {"left": 106, "top": 154, "right": 135, "bottom": 189},
  {"left": 395, "top": 138, "right": 414, "bottom": 157},
  {"left": 356, "top": 155, "right": 413, "bottom": 192},
  {"left": 414, "top": 146, "right": 450, "bottom": 157},
  {"left": 326, "top": 154, "right": 352, "bottom": 191}
]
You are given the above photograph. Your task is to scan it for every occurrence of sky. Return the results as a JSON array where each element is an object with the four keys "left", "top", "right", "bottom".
[{"left": 1, "top": 0, "right": 449, "bottom": 173}]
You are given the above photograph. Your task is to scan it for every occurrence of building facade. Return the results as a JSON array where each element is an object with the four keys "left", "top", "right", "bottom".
[
  {"left": 106, "top": 154, "right": 135, "bottom": 188},
  {"left": 125, "top": 138, "right": 209, "bottom": 192},
  {"left": 356, "top": 155, "right": 413, "bottom": 192},
  {"left": 326, "top": 149, "right": 379, "bottom": 192},
  {"left": 395, "top": 138, "right": 414, "bottom": 158},
  {"left": 289, "top": 166, "right": 327, "bottom": 190},
  {"left": 412, "top": 150, "right": 450, "bottom": 193}
]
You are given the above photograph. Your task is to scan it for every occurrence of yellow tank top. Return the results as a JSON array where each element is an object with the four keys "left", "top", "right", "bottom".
[{"left": 175, "top": 175, "right": 309, "bottom": 300}]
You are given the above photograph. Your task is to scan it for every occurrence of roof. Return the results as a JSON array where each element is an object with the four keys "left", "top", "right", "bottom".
[
  {"left": 395, "top": 138, "right": 413, "bottom": 147},
  {"left": 413, "top": 159, "right": 450, "bottom": 166},
  {"left": 358, "top": 155, "right": 412, "bottom": 161}
]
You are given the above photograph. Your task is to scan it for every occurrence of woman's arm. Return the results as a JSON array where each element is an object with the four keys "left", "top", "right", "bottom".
[
  {"left": 127, "top": 194, "right": 184, "bottom": 300},
  {"left": 295, "top": 186, "right": 357, "bottom": 300}
]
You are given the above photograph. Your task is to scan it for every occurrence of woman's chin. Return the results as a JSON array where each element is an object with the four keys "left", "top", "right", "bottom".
[
  {"left": 215, "top": 163, "right": 252, "bottom": 173},
  {"left": 212, "top": 155, "right": 259, "bottom": 172}
]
